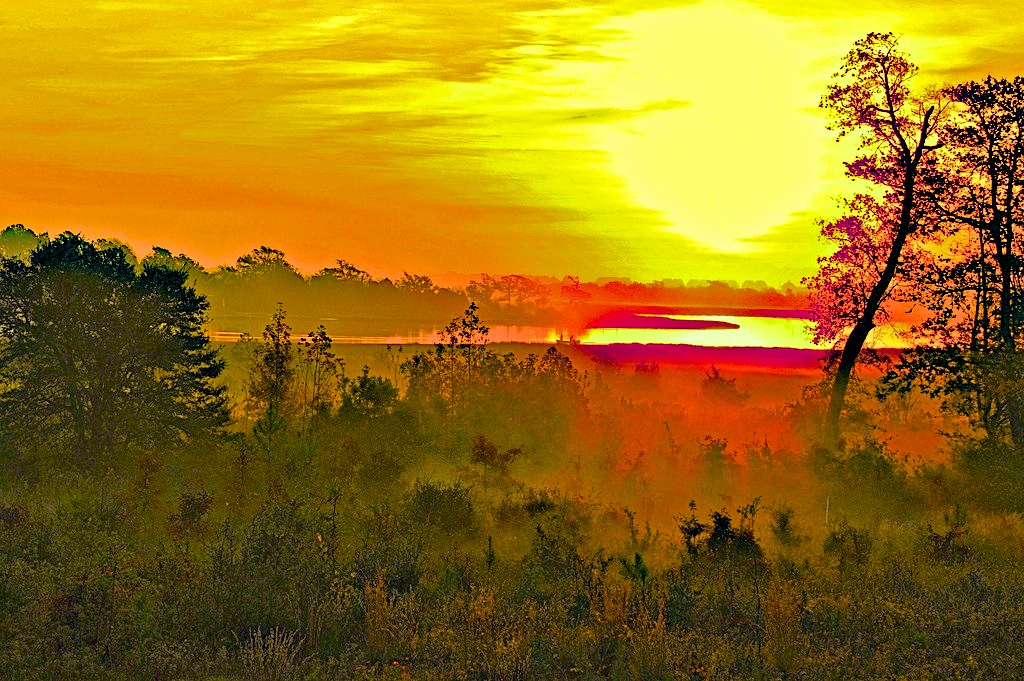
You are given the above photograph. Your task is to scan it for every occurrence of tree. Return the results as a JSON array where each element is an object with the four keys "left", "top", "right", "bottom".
[
  {"left": 438, "top": 301, "right": 490, "bottom": 410},
  {"left": 141, "top": 246, "right": 203, "bottom": 277},
  {"left": 883, "top": 76, "right": 1024, "bottom": 444},
  {"left": 466, "top": 274, "right": 501, "bottom": 305},
  {"left": 560, "top": 275, "right": 591, "bottom": 305},
  {"left": 234, "top": 246, "right": 298, "bottom": 277},
  {"left": 470, "top": 433, "right": 521, "bottom": 478},
  {"left": 807, "top": 33, "right": 946, "bottom": 445},
  {"left": 940, "top": 77, "right": 1024, "bottom": 352},
  {"left": 316, "top": 259, "right": 373, "bottom": 284},
  {"left": 298, "top": 325, "right": 342, "bottom": 424},
  {"left": 0, "top": 224, "right": 46, "bottom": 261},
  {"left": 401, "top": 302, "right": 492, "bottom": 415},
  {"left": 395, "top": 272, "right": 438, "bottom": 296},
  {"left": 245, "top": 304, "right": 296, "bottom": 454},
  {"left": 498, "top": 274, "right": 548, "bottom": 308},
  {"left": 94, "top": 238, "right": 138, "bottom": 269},
  {"left": 340, "top": 366, "right": 398, "bottom": 419},
  {"left": 0, "top": 232, "right": 228, "bottom": 462}
]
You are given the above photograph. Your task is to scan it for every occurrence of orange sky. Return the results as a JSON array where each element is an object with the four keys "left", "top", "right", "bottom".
[{"left": 3, "top": 1, "right": 1024, "bottom": 284}]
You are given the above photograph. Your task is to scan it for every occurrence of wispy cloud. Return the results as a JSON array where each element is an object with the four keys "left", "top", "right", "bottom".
[{"left": 3, "top": 0, "right": 1024, "bottom": 281}]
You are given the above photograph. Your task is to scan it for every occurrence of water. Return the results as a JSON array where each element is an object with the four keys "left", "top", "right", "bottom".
[
  {"left": 209, "top": 313, "right": 910, "bottom": 350},
  {"left": 209, "top": 325, "right": 561, "bottom": 346},
  {"left": 580, "top": 314, "right": 819, "bottom": 349}
]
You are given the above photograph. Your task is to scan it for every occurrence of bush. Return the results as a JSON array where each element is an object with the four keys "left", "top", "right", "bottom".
[
  {"left": 406, "top": 479, "right": 477, "bottom": 534},
  {"left": 926, "top": 505, "right": 970, "bottom": 563},
  {"left": 700, "top": 365, "right": 749, "bottom": 403},
  {"left": 824, "top": 519, "right": 872, "bottom": 571},
  {"left": 678, "top": 500, "right": 762, "bottom": 561},
  {"left": 352, "top": 510, "right": 424, "bottom": 593},
  {"left": 769, "top": 505, "right": 804, "bottom": 546},
  {"left": 169, "top": 489, "right": 213, "bottom": 537}
]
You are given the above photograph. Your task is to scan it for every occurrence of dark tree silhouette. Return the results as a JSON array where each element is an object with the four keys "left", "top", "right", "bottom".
[
  {"left": 883, "top": 76, "right": 1024, "bottom": 444},
  {"left": 0, "top": 232, "right": 228, "bottom": 462},
  {"left": 938, "top": 76, "right": 1024, "bottom": 352},
  {"left": 807, "top": 33, "right": 945, "bottom": 445},
  {"left": 316, "top": 259, "right": 373, "bottom": 284}
]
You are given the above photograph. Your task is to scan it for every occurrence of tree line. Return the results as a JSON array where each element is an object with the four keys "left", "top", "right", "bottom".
[
  {"left": 0, "top": 232, "right": 588, "bottom": 466},
  {"left": 1, "top": 225, "right": 807, "bottom": 337}
]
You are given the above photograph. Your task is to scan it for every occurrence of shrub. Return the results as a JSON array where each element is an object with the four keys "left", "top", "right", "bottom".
[
  {"left": 678, "top": 500, "right": 762, "bottom": 561},
  {"left": 824, "top": 519, "right": 872, "bottom": 571},
  {"left": 700, "top": 365, "right": 749, "bottom": 403},
  {"left": 341, "top": 366, "right": 399, "bottom": 419},
  {"left": 363, "top": 575, "right": 420, "bottom": 662},
  {"left": 926, "top": 505, "right": 970, "bottom": 563},
  {"left": 471, "top": 434, "right": 521, "bottom": 477},
  {"left": 235, "top": 497, "right": 329, "bottom": 632},
  {"left": 169, "top": 489, "right": 213, "bottom": 537},
  {"left": 352, "top": 510, "right": 424, "bottom": 592},
  {"left": 769, "top": 505, "right": 804, "bottom": 546},
  {"left": 621, "top": 607, "right": 675, "bottom": 681},
  {"left": 140, "top": 639, "right": 203, "bottom": 681},
  {"left": 522, "top": 488, "right": 560, "bottom": 517},
  {"left": 406, "top": 479, "right": 477, "bottom": 534}
]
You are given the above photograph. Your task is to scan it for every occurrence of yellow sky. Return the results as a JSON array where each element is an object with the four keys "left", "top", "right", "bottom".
[{"left": 3, "top": 0, "right": 1023, "bottom": 284}]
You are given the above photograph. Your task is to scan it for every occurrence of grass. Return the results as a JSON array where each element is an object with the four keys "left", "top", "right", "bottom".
[{"left": 2, "top": 356, "right": 1023, "bottom": 679}]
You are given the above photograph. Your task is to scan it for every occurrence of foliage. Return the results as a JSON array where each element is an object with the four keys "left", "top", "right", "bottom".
[
  {"left": 880, "top": 77, "right": 1024, "bottom": 447},
  {"left": 0, "top": 223, "right": 46, "bottom": 260},
  {"left": 824, "top": 519, "right": 873, "bottom": 571},
  {"left": 316, "top": 259, "right": 373, "bottom": 284},
  {"left": 678, "top": 500, "right": 762, "bottom": 561},
  {"left": 140, "top": 246, "right": 203, "bottom": 276},
  {"left": 406, "top": 479, "right": 477, "bottom": 533},
  {"left": 168, "top": 489, "right": 213, "bottom": 537},
  {"left": 470, "top": 434, "right": 521, "bottom": 477},
  {"left": 926, "top": 505, "right": 970, "bottom": 563},
  {"left": 401, "top": 304, "right": 587, "bottom": 457},
  {"left": 395, "top": 272, "right": 438, "bottom": 296},
  {"left": 341, "top": 366, "right": 398, "bottom": 419},
  {"left": 768, "top": 505, "right": 804, "bottom": 546},
  {"left": 5, "top": 349, "right": 1024, "bottom": 680},
  {"left": 468, "top": 273, "right": 551, "bottom": 310},
  {"left": 700, "top": 365, "right": 749, "bottom": 403},
  {"left": 0, "top": 232, "right": 228, "bottom": 462}
]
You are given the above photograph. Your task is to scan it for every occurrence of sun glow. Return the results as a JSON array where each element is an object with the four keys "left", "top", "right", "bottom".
[
  {"left": 4, "top": 1, "right": 1024, "bottom": 282},
  {"left": 593, "top": 2, "right": 826, "bottom": 251}
]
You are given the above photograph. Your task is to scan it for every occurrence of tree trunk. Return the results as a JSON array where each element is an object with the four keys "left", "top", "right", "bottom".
[
  {"left": 824, "top": 154, "right": 923, "bottom": 446},
  {"left": 995, "top": 248, "right": 1015, "bottom": 351},
  {"left": 824, "top": 317, "right": 875, "bottom": 445}
]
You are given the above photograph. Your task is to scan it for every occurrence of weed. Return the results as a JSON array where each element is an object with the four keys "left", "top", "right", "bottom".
[{"left": 236, "top": 627, "right": 305, "bottom": 681}]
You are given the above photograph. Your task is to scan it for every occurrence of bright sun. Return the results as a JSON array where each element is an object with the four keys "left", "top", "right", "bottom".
[{"left": 594, "top": 1, "right": 826, "bottom": 251}]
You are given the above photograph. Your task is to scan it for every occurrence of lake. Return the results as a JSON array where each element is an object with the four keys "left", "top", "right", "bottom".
[{"left": 210, "top": 310, "right": 909, "bottom": 352}]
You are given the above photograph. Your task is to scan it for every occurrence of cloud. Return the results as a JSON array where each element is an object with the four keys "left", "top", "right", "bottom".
[
  {"left": 564, "top": 98, "right": 690, "bottom": 123},
  {"left": 4, "top": 0, "right": 1024, "bottom": 284}
]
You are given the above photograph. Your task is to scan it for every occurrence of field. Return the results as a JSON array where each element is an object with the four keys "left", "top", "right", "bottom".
[{"left": 4, "top": 333, "right": 1024, "bottom": 681}]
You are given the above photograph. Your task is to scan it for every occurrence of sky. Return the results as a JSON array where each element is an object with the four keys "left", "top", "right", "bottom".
[{"left": 3, "top": 1, "right": 1024, "bottom": 285}]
